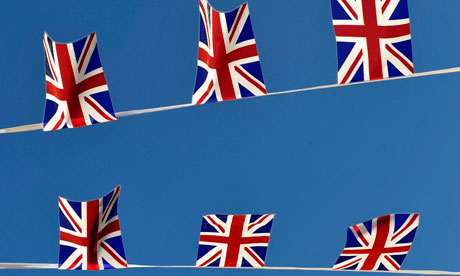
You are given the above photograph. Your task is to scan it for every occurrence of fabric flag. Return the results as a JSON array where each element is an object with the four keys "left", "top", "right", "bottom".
[
  {"left": 192, "top": 0, "right": 267, "bottom": 105},
  {"left": 330, "top": 0, "right": 414, "bottom": 84},
  {"left": 58, "top": 186, "right": 127, "bottom": 270},
  {"left": 43, "top": 32, "right": 117, "bottom": 131},
  {"left": 333, "top": 213, "right": 419, "bottom": 271},
  {"left": 196, "top": 214, "right": 274, "bottom": 267}
]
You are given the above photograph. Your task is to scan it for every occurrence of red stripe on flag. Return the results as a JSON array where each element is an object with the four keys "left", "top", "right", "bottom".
[
  {"left": 229, "top": 4, "right": 247, "bottom": 42},
  {"left": 77, "top": 33, "right": 95, "bottom": 73},
  {"left": 334, "top": 257, "right": 361, "bottom": 270},
  {"left": 361, "top": 215, "right": 390, "bottom": 270},
  {"left": 340, "top": 50, "right": 363, "bottom": 84},
  {"left": 43, "top": 35, "right": 58, "bottom": 82},
  {"left": 199, "top": 249, "right": 222, "bottom": 267},
  {"left": 384, "top": 255, "right": 400, "bottom": 270},
  {"left": 244, "top": 247, "right": 264, "bottom": 267},
  {"left": 382, "top": 0, "right": 392, "bottom": 14},
  {"left": 196, "top": 80, "right": 214, "bottom": 105},
  {"left": 59, "top": 198, "right": 82, "bottom": 233},
  {"left": 226, "top": 44, "right": 259, "bottom": 64},
  {"left": 66, "top": 254, "right": 83, "bottom": 270},
  {"left": 84, "top": 96, "right": 114, "bottom": 121},
  {"left": 98, "top": 220, "right": 121, "bottom": 240},
  {"left": 248, "top": 215, "right": 270, "bottom": 231},
  {"left": 341, "top": 245, "right": 411, "bottom": 255},
  {"left": 235, "top": 66, "right": 266, "bottom": 94},
  {"left": 52, "top": 112, "right": 66, "bottom": 131},
  {"left": 199, "top": 234, "right": 269, "bottom": 244},
  {"left": 339, "top": 0, "right": 358, "bottom": 20},
  {"left": 205, "top": 216, "right": 225, "bottom": 233},
  {"left": 75, "top": 72, "right": 107, "bottom": 93},
  {"left": 198, "top": 47, "right": 214, "bottom": 65},
  {"left": 86, "top": 200, "right": 100, "bottom": 270},
  {"left": 102, "top": 187, "right": 120, "bottom": 222},
  {"left": 352, "top": 224, "right": 369, "bottom": 247},
  {"left": 199, "top": 1, "right": 211, "bottom": 45},
  {"left": 100, "top": 242, "right": 128, "bottom": 267},
  {"left": 385, "top": 44, "right": 414, "bottom": 74},
  {"left": 60, "top": 231, "right": 86, "bottom": 246},
  {"left": 392, "top": 214, "right": 418, "bottom": 241}
]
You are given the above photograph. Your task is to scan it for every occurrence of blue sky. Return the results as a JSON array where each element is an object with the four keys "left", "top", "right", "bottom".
[{"left": 1, "top": 0, "right": 460, "bottom": 275}]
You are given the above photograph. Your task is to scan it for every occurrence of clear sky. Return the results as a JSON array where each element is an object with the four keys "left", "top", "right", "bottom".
[{"left": 0, "top": 0, "right": 459, "bottom": 275}]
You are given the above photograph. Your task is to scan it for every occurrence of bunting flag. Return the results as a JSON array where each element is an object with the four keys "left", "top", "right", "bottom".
[
  {"left": 192, "top": 0, "right": 267, "bottom": 105},
  {"left": 196, "top": 214, "right": 274, "bottom": 267},
  {"left": 330, "top": 0, "right": 414, "bottom": 84},
  {"left": 43, "top": 32, "right": 117, "bottom": 131},
  {"left": 58, "top": 186, "right": 127, "bottom": 270},
  {"left": 333, "top": 213, "right": 419, "bottom": 271}
]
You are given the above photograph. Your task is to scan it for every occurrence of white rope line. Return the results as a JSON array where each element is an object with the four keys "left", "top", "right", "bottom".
[
  {"left": 267, "top": 66, "right": 460, "bottom": 97},
  {"left": 0, "top": 263, "right": 58, "bottom": 269},
  {"left": 1, "top": 66, "right": 459, "bottom": 134},
  {"left": 129, "top": 265, "right": 460, "bottom": 275},
  {"left": 0, "top": 263, "right": 459, "bottom": 274},
  {"left": 116, "top": 103, "right": 194, "bottom": 118}
]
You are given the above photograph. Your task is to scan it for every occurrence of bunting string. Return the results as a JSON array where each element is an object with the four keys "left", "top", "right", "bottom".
[
  {"left": 0, "top": 263, "right": 459, "bottom": 275},
  {"left": 1, "top": 66, "right": 459, "bottom": 134}
]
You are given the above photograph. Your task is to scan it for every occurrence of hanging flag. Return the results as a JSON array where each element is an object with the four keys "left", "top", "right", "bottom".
[
  {"left": 330, "top": 0, "right": 414, "bottom": 84},
  {"left": 196, "top": 214, "right": 274, "bottom": 267},
  {"left": 333, "top": 213, "right": 419, "bottom": 271},
  {"left": 192, "top": 0, "right": 267, "bottom": 105},
  {"left": 58, "top": 186, "right": 127, "bottom": 270},
  {"left": 43, "top": 32, "right": 117, "bottom": 131}
]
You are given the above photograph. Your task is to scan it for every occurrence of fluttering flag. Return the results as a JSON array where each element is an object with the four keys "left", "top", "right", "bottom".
[
  {"left": 333, "top": 213, "right": 419, "bottom": 271},
  {"left": 196, "top": 214, "right": 274, "bottom": 267},
  {"left": 330, "top": 0, "right": 414, "bottom": 84},
  {"left": 192, "top": 0, "right": 267, "bottom": 105},
  {"left": 43, "top": 32, "right": 117, "bottom": 131},
  {"left": 58, "top": 186, "right": 127, "bottom": 270}
]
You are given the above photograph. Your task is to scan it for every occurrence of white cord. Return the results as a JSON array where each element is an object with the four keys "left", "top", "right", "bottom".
[
  {"left": 1, "top": 263, "right": 460, "bottom": 275},
  {"left": 2, "top": 66, "right": 459, "bottom": 134}
]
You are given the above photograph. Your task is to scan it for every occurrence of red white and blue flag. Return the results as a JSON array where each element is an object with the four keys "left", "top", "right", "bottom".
[
  {"left": 192, "top": 0, "right": 267, "bottom": 105},
  {"left": 331, "top": 0, "right": 414, "bottom": 84},
  {"left": 196, "top": 214, "right": 274, "bottom": 267},
  {"left": 58, "top": 186, "right": 127, "bottom": 270},
  {"left": 43, "top": 32, "right": 117, "bottom": 131},
  {"left": 333, "top": 213, "right": 419, "bottom": 271}
]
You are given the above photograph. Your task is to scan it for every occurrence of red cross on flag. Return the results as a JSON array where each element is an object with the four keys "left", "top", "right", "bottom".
[
  {"left": 196, "top": 214, "right": 274, "bottom": 267},
  {"left": 331, "top": 0, "right": 414, "bottom": 84},
  {"left": 333, "top": 214, "right": 420, "bottom": 271}
]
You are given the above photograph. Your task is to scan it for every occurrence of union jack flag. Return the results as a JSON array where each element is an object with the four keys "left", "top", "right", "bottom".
[
  {"left": 331, "top": 0, "right": 414, "bottom": 84},
  {"left": 196, "top": 214, "right": 274, "bottom": 267},
  {"left": 58, "top": 186, "right": 127, "bottom": 270},
  {"left": 43, "top": 32, "right": 117, "bottom": 131},
  {"left": 192, "top": 0, "right": 267, "bottom": 105},
  {"left": 333, "top": 213, "right": 419, "bottom": 271}
]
